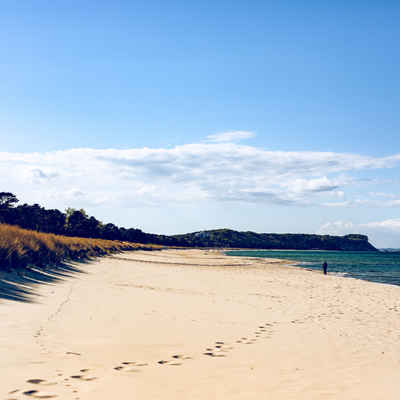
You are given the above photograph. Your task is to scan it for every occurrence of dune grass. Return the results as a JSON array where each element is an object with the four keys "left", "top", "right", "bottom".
[{"left": 0, "top": 223, "right": 161, "bottom": 272}]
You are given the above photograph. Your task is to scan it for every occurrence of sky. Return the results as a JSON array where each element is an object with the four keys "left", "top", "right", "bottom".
[{"left": 1, "top": 0, "right": 400, "bottom": 247}]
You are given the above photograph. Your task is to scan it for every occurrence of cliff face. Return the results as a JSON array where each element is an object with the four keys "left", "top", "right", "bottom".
[
  {"left": 172, "top": 230, "right": 378, "bottom": 251},
  {"left": 334, "top": 234, "right": 377, "bottom": 251}
]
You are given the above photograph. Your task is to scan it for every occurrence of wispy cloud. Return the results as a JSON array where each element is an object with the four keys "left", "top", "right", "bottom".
[
  {"left": 1, "top": 141, "right": 400, "bottom": 209},
  {"left": 323, "top": 199, "right": 400, "bottom": 208},
  {"left": 205, "top": 130, "right": 256, "bottom": 142},
  {"left": 43, "top": 188, "right": 84, "bottom": 199},
  {"left": 368, "top": 192, "right": 400, "bottom": 199}
]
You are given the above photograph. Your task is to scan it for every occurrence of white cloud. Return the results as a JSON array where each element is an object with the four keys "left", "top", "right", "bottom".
[
  {"left": 19, "top": 167, "right": 59, "bottom": 183},
  {"left": 318, "top": 220, "right": 357, "bottom": 233},
  {"left": 281, "top": 176, "right": 350, "bottom": 197},
  {"left": 318, "top": 218, "right": 400, "bottom": 248},
  {"left": 324, "top": 199, "right": 400, "bottom": 208},
  {"left": 368, "top": 192, "right": 400, "bottom": 199},
  {"left": 362, "top": 218, "right": 400, "bottom": 231},
  {"left": 42, "top": 188, "right": 84, "bottom": 199},
  {"left": 205, "top": 130, "right": 256, "bottom": 142},
  {"left": 1, "top": 142, "right": 400, "bottom": 209}
]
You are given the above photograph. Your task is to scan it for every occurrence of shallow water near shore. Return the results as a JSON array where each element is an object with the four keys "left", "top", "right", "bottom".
[{"left": 226, "top": 250, "right": 400, "bottom": 287}]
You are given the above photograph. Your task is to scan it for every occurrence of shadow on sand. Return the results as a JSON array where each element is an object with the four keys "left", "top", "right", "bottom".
[{"left": 0, "top": 260, "right": 92, "bottom": 303}]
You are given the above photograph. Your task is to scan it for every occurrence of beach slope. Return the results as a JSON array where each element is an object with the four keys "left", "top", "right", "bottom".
[{"left": 1, "top": 249, "right": 399, "bottom": 399}]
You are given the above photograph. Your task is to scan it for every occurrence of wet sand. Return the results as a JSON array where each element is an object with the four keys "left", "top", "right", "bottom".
[{"left": 1, "top": 249, "right": 400, "bottom": 399}]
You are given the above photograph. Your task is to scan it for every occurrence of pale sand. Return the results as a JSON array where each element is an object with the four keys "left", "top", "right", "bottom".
[{"left": 1, "top": 249, "right": 400, "bottom": 399}]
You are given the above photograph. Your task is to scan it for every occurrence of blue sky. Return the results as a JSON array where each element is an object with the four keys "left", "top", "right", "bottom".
[{"left": 1, "top": 1, "right": 400, "bottom": 247}]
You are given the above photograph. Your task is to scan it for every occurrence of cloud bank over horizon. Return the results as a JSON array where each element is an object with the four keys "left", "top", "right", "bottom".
[
  {"left": 1, "top": 134, "right": 400, "bottom": 246},
  {"left": 1, "top": 136, "right": 400, "bottom": 210}
]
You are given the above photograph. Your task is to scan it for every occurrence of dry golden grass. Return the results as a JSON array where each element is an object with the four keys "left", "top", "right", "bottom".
[{"left": 0, "top": 223, "right": 161, "bottom": 272}]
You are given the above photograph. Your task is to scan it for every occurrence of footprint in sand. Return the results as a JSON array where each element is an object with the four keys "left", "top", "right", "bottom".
[
  {"left": 236, "top": 338, "right": 257, "bottom": 344},
  {"left": 115, "top": 361, "right": 148, "bottom": 372},
  {"left": 218, "top": 342, "right": 231, "bottom": 348},
  {"left": 70, "top": 375, "right": 97, "bottom": 381},
  {"left": 158, "top": 355, "right": 193, "bottom": 365},
  {"left": 22, "top": 390, "right": 57, "bottom": 398},
  {"left": 158, "top": 360, "right": 182, "bottom": 365},
  {"left": 26, "top": 380, "right": 57, "bottom": 386},
  {"left": 114, "top": 366, "right": 141, "bottom": 372},
  {"left": 171, "top": 355, "right": 192, "bottom": 360},
  {"left": 203, "top": 342, "right": 232, "bottom": 357},
  {"left": 215, "top": 341, "right": 231, "bottom": 347},
  {"left": 254, "top": 326, "right": 274, "bottom": 338},
  {"left": 203, "top": 351, "right": 226, "bottom": 357}
]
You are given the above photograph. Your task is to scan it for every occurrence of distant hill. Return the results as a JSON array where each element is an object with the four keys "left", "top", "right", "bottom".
[{"left": 170, "top": 229, "right": 378, "bottom": 251}]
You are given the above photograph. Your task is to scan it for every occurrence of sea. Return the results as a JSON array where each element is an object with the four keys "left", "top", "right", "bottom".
[{"left": 225, "top": 250, "right": 400, "bottom": 287}]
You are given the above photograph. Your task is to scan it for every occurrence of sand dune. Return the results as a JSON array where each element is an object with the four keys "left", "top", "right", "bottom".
[{"left": 1, "top": 249, "right": 399, "bottom": 399}]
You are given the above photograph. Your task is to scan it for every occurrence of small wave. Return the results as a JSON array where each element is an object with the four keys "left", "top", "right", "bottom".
[
  {"left": 330, "top": 272, "right": 349, "bottom": 278},
  {"left": 374, "top": 282, "right": 400, "bottom": 288}
]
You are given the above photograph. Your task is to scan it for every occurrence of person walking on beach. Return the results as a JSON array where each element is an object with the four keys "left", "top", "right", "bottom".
[{"left": 322, "top": 261, "right": 328, "bottom": 275}]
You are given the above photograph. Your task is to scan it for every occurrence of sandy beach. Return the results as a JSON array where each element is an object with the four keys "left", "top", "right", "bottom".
[{"left": 1, "top": 249, "right": 400, "bottom": 400}]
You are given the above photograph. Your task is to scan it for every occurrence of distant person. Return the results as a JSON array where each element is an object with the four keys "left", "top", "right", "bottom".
[{"left": 322, "top": 261, "right": 328, "bottom": 275}]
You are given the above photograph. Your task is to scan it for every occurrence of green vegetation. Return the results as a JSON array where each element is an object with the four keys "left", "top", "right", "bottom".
[
  {"left": 0, "top": 192, "right": 154, "bottom": 244},
  {"left": 0, "top": 192, "right": 377, "bottom": 252},
  {"left": 172, "top": 229, "right": 378, "bottom": 251}
]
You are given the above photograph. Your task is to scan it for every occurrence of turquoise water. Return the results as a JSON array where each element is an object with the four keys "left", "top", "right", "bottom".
[{"left": 225, "top": 250, "right": 400, "bottom": 287}]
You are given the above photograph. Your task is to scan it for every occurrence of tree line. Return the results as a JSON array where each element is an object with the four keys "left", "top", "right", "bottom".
[{"left": 0, "top": 192, "right": 184, "bottom": 246}]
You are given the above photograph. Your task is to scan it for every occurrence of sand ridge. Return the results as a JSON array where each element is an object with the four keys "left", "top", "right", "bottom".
[{"left": 1, "top": 249, "right": 400, "bottom": 399}]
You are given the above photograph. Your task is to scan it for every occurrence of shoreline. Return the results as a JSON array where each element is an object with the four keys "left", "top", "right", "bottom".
[
  {"left": 298, "top": 261, "right": 400, "bottom": 289},
  {"left": 224, "top": 249, "right": 400, "bottom": 288},
  {"left": 1, "top": 249, "right": 400, "bottom": 399}
]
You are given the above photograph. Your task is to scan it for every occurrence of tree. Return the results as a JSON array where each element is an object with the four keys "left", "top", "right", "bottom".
[
  {"left": 13, "top": 203, "right": 43, "bottom": 231},
  {"left": 101, "top": 223, "right": 121, "bottom": 241},
  {"left": 0, "top": 192, "right": 19, "bottom": 223},
  {"left": 65, "top": 210, "right": 88, "bottom": 237},
  {"left": 42, "top": 209, "right": 66, "bottom": 235},
  {"left": 120, "top": 227, "right": 149, "bottom": 243}
]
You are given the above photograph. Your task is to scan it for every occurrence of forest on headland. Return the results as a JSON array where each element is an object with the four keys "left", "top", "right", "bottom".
[{"left": 0, "top": 192, "right": 377, "bottom": 252}]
